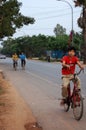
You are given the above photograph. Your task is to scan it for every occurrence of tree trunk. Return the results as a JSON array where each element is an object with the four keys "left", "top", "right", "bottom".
[{"left": 81, "top": 7, "right": 86, "bottom": 63}]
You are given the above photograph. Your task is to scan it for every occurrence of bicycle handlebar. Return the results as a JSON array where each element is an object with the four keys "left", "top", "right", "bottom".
[{"left": 74, "top": 69, "right": 84, "bottom": 76}]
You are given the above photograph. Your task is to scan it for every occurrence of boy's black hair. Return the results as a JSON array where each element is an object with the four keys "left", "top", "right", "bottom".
[{"left": 67, "top": 46, "right": 76, "bottom": 52}]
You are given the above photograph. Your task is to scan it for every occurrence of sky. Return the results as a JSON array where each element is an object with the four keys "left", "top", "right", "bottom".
[{"left": 13, "top": 0, "right": 82, "bottom": 38}]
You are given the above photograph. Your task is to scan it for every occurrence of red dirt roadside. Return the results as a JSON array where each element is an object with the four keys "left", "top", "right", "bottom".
[{"left": 0, "top": 71, "right": 42, "bottom": 130}]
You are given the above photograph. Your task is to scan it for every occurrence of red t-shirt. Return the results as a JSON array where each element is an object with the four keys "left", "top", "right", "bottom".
[{"left": 62, "top": 55, "right": 79, "bottom": 75}]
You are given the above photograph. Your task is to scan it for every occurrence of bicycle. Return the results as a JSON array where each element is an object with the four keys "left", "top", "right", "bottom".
[
  {"left": 13, "top": 60, "right": 18, "bottom": 71},
  {"left": 62, "top": 69, "right": 84, "bottom": 121}
]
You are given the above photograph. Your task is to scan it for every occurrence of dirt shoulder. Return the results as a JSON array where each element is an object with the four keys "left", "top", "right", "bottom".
[{"left": 0, "top": 71, "right": 42, "bottom": 130}]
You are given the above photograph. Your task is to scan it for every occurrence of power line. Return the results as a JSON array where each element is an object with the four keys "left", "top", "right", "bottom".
[
  {"left": 22, "top": 5, "right": 65, "bottom": 9},
  {"left": 21, "top": 6, "right": 81, "bottom": 16},
  {"left": 28, "top": 8, "right": 71, "bottom": 16},
  {"left": 36, "top": 10, "right": 80, "bottom": 20},
  {"left": 22, "top": 28, "right": 54, "bottom": 30}
]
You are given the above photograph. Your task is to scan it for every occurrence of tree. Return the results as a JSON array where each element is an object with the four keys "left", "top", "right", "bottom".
[
  {"left": 2, "top": 33, "right": 82, "bottom": 58},
  {"left": 73, "top": 0, "right": 86, "bottom": 63},
  {"left": 54, "top": 24, "right": 66, "bottom": 36},
  {"left": 1, "top": 34, "right": 69, "bottom": 57},
  {"left": 0, "top": 0, "right": 35, "bottom": 39},
  {"left": 74, "top": 0, "right": 86, "bottom": 6}
]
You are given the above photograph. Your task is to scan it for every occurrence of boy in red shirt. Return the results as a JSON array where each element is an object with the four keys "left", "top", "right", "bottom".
[{"left": 61, "top": 46, "right": 84, "bottom": 105}]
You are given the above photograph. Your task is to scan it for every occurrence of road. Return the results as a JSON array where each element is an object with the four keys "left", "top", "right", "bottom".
[{"left": 0, "top": 58, "right": 86, "bottom": 130}]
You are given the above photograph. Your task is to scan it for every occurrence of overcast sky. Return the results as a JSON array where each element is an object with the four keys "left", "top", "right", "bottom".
[{"left": 13, "top": 0, "right": 82, "bottom": 38}]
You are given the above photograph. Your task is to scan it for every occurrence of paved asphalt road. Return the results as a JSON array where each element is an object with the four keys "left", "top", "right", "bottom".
[{"left": 0, "top": 58, "right": 86, "bottom": 130}]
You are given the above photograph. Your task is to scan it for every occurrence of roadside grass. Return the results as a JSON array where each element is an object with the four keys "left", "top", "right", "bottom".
[
  {"left": 0, "top": 72, "right": 5, "bottom": 96},
  {"left": 0, "top": 86, "right": 4, "bottom": 95},
  {"left": 0, "top": 85, "right": 5, "bottom": 106}
]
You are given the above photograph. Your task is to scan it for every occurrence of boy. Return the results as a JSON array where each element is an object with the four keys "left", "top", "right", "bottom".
[
  {"left": 12, "top": 53, "right": 18, "bottom": 67},
  {"left": 61, "top": 46, "right": 84, "bottom": 105},
  {"left": 19, "top": 52, "right": 26, "bottom": 68}
]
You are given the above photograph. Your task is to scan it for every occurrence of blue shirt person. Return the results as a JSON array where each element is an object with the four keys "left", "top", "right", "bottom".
[{"left": 19, "top": 52, "right": 26, "bottom": 68}]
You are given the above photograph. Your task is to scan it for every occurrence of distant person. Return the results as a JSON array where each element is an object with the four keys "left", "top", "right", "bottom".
[
  {"left": 19, "top": 52, "right": 26, "bottom": 69},
  {"left": 12, "top": 53, "right": 18, "bottom": 68}
]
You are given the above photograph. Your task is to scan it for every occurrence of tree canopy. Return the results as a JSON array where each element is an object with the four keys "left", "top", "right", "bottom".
[
  {"left": 74, "top": 0, "right": 86, "bottom": 7},
  {"left": 0, "top": 0, "right": 35, "bottom": 38},
  {"left": 73, "top": 0, "right": 86, "bottom": 63},
  {"left": 1, "top": 33, "right": 82, "bottom": 58},
  {"left": 54, "top": 24, "right": 66, "bottom": 36}
]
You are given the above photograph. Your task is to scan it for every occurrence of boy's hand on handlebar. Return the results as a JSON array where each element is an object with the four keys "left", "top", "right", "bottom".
[
  {"left": 80, "top": 65, "right": 85, "bottom": 70},
  {"left": 77, "top": 61, "right": 85, "bottom": 70}
]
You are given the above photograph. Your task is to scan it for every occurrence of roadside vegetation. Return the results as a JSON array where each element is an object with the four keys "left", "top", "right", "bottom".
[
  {"left": 0, "top": 74, "right": 5, "bottom": 109},
  {"left": 0, "top": 73, "right": 5, "bottom": 95},
  {"left": 1, "top": 32, "right": 83, "bottom": 60}
]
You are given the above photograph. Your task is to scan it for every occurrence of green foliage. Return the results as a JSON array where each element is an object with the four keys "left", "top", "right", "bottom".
[
  {"left": 1, "top": 33, "right": 83, "bottom": 58},
  {"left": 74, "top": 0, "right": 86, "bottom": 6},
  {"left": 0, "top": 0, "right": 35, "bottom": 38},
  {"left": 54, "top": 24, "right": 66, "bottom": 36},
  {"left": 77, "top": 0, "right": 84, "bottom": 5},
  {"left": 74, "top": 0, "right": 86, "bottom": 63},
  {"left": 73, "top": 32, "right": 83, "bottom": 50}
]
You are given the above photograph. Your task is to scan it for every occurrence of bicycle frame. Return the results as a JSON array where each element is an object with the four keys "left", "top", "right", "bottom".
[
  {"left": 67, "top": 78, "right": 78, "bottom": 98},
  {"left": 67, "top": 69, "right": 83, "bottom": 99}
]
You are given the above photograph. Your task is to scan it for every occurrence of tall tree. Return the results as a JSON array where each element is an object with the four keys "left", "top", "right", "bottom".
[
  {"left": 0, "top": 0, "right": 35, "bottom": 39},
  {"left": 54, "top": 24, "right": 66, "bottom": 36},
  {"left": 74, "top": 0, "right": 86, "bottom": 63}
]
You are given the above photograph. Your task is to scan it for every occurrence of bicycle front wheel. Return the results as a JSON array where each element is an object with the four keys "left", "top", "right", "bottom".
[{"left": 73, "top": 92, "right": 83, "bottom": 121}]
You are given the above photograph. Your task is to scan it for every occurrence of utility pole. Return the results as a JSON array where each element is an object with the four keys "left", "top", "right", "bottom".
[{"left": 57, "top": 0, "right": 74, "bottom": 45}]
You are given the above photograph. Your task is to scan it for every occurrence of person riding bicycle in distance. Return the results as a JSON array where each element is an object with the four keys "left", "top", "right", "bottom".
[
  {"left": 60, "top": 46, "right": 84, "bottom": 105},
  {"left": 19, "top": 52, "right": 26, "bottom": 68},
  {"left": 12, "top": 53, "right": 18, "bottom": 67}
]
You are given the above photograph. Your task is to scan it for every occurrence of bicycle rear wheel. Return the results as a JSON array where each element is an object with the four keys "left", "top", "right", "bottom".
[
  {"left": 73, "top": 92, "right": 83, "bottom": 120},
  {"left": 64, "top": 98, "right": 70, "bottom": 112}
]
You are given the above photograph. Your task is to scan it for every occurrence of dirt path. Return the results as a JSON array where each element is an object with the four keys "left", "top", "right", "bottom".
[{"left": 0, "top": 71, "right": 42, "bottom": 130}]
